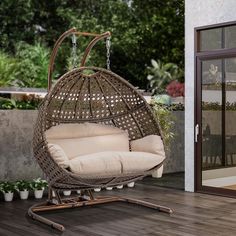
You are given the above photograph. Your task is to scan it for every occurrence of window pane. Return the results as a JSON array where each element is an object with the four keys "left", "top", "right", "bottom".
[
  {"left": 225, "top": 25, "right": 236, "bottom": 49},
  {"left": 225, "top": 58, "right": 236, "bottom": 171},
  {"left": 201, "top": 60, "right": 222, "bottom": 172},
  {"left": 200, "top": 28, "right": 222, "bottom": 51}
]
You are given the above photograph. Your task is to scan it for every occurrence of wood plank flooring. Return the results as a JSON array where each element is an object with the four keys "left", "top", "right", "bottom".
[{"left": 1, "top": 182, "right": 236, "bottom": 236}]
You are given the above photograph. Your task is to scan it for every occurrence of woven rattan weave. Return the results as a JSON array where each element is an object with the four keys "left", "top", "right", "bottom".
[{"left": 28, "top": 28, "right": 173, "bottom": 231}]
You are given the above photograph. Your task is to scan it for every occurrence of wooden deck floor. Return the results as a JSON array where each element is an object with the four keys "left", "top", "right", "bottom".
[{"left": 1, "top": 182, "right": 236, "bottom": 236}]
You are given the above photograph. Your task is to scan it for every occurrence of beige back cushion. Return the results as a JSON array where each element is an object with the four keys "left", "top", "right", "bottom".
[
  {"left": 46, "top": 123, "right": 129, "bottom": 160},
  {"left": 48, "top": 143, "right": 69, "bottom": 168},
  {"left": 45, "top": 123, "right": 125, "bottom": 139},
  {"left": 130, "top": 135, "right": 165, "bottom": 157}
]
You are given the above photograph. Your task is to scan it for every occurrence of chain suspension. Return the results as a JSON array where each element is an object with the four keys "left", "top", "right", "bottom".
[
  {"left": 106, "top": 36, "right": 111, "bottom": 70},
  {"left": 71, "top": 34, "right": 78, "bottom": 68}
]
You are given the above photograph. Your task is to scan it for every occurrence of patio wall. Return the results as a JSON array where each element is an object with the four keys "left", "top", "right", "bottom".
[
  {"left": 0, "top": 110, "right": 184, "bottom": 181},
  {"left": 185, "top": 0, "right": 236, "bottom": 192}
]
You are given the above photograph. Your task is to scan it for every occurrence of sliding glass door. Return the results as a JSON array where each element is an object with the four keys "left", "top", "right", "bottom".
[{"left": 195, "top": 22, "right": 236, "bottom": 197}]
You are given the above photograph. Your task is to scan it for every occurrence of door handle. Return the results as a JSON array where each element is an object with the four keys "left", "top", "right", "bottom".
[{"left": 195, "top": 124, "right": 199, "bottom": 143}]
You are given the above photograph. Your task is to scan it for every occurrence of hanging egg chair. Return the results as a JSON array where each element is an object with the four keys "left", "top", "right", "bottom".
[{"left": 28, "top": 28, "right": 173, "bottom": 231}]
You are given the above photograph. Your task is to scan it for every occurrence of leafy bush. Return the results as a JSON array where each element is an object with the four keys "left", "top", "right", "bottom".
[
  {"left": 147, "top": 59, "right": 183, "bottom": 95},
  {"left": 0, "top": 181, "right": 16, "bottom": 193},
  {"left": 15, "top": 180, "right": 32, "bottom": 191},
  {"left": 150, "top": 98, "right": 175, "bottom": 147},
  {"left": 0, "top": 95, "right": 41, "bottom": 110},
  {"left": 202, "top": 101, "right": 236, "bottom": 111},
  {"left": 0, "top": 51, "right": 19, "bottom": 87},
  {"left": 15, "top": 43, "right": 50, "bottom": 88},
  {"left": 0, "top": 0, "right": 184, "bottom": 89},
  {"left": 31, "top": 178, "right": 48, "bottom": 190},
  {"left": 152, "top": 94, "right": 172, "bottom": 105}
]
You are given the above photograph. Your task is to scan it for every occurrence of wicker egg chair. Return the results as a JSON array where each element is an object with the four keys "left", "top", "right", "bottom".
[{"left": 28, "top": 28, "right": 173, "bottom": 231}]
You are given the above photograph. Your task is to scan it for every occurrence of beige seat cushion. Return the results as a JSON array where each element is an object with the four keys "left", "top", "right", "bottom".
[
  {"left": 130, "top": 135, "right": 165, "bottom": 157},
  {"left": 49, "top": 133, "right": 129, "bottom": 160},
  {"left": 68, "top": 151, "right": 165, "bottom": 176},
  {"left": 48, "top": 143, "right": 69, "bottom": 168},
  {"left": 45, "top": 123, "right": 125, "bottom": 139}
]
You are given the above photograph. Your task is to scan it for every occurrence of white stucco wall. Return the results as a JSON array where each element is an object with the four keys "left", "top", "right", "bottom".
[{"left": 185, "top": 0, "right": 236, "bottom": 191}]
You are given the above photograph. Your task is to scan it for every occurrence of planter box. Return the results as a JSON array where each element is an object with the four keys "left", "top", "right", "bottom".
[
  {"left": 0, "top": 110, "right": 184, "bottom": 180},
  {"left": 0, "top": 110, "right": 42, "bottom": 181}
]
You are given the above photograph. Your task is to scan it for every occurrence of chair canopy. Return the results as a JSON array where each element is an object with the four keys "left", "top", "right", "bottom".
[{"left": 44, "top": 67, "right": 160, "bottom": 140}]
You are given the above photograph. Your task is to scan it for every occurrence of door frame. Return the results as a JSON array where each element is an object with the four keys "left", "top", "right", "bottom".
[{"left": 194, "top": 22, "right": 236, "bottom": 197}]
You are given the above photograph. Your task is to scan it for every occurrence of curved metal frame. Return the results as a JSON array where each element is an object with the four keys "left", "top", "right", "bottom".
[{"left": 47, "top": 27, "right": 111, "bottom": 91}]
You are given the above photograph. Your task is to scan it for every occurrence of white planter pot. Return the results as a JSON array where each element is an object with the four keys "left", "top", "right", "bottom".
[
  {"left": 4, "top": 192, "right": 14, "bottom": 202},
  {"left": 106, "top": 187, "right": 113, "bottom": 191},
  {"left": 4, "top": 193, "right": 14, "bottom": 202},
  {"left": 63, "top": 190, "right": 71, "bottom": 196},
  {"left": 76, "top": 190, "right": 81, "bottom": 195},
  {"left": 127, "top": 182, "right": 135, "bottom": 188},
  {"left": 116, "top": 185, "right": 123, "bottom": 189},
  {"left": 94, "top": 188, "right": 101, "bottom": 192},
  {"left": 34, "top": 190, "right": 44, "bottom": 199},
  {"left": 19, "top": 190, "right": 29, "bottom": 200}
]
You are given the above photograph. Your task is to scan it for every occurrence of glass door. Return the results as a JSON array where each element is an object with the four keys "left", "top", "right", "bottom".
[
  {"left": 195, "top": 22, "right": 236, "bottom": 197},
  {"left": 200, "top": 58, "right": 236, "bottom": 193}
]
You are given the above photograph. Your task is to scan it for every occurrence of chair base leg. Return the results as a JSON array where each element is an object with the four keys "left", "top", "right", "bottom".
[{"left": 28, "top": 195, "right": 173, "bottom": 232}]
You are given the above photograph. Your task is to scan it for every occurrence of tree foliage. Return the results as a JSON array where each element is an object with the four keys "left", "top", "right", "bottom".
[{"left": 0, "top": 0, "right": 184, "bottom": 88}]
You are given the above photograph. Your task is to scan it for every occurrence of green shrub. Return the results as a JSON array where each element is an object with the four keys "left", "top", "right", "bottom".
[
  {"left": 0, "top": 95, "right": 41, "bottom": 110},
  {"left": 0, "top": 51, "right": 19, "bottom": 87},
  {"left": 147, "top": 59, "right": 183, "bottom": 95},
  {"left": 150, "top": 99, "right": 175, "bottom": 148},
  {"left": 15, "top": 43, "right": 50, "bottom": 88}
]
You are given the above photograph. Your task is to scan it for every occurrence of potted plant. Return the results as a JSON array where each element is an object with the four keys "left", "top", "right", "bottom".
[
  {"left": 106, "top": 187, "right": 113, "bottom": 191},
  {"left": 0, "top": 181, "right": 16, "bottom": 202},
  {"left": 31, "top": 178, "right": 48, "bottom": 199},
  {"left": 127, "top": 182, "right": 135, "bottom": 188},
  {"left": 15, "top": 180, "right": 32, "bottom": 200},
  {"left": 94, "top": 188, "right": 101, "bottom": 192},
  {"left": 116, "top": 185, "right": 123, "bottom": 189},
  {"left": 63, "top": 190, "right": 71, "bottom": 196}
]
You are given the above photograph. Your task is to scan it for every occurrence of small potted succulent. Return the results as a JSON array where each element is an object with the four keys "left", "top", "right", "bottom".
[
  {"left": 0, "top": 181, "right": 16, "bottom": 202},
  {"left": 15, "top": 180, "right": 32, "bottom": 200},
  {"left": 31, "top": 178, "right": 48, "bottom": 199}
]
